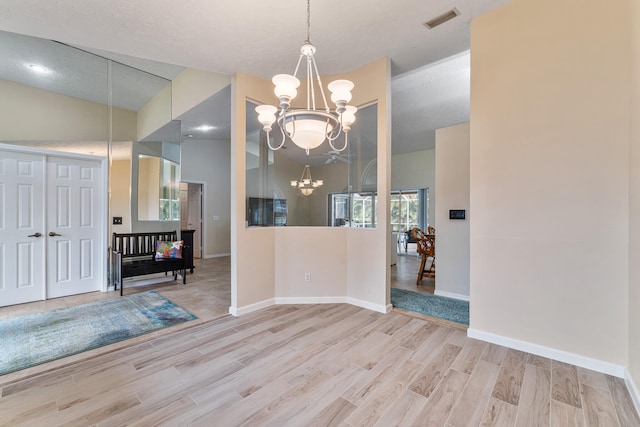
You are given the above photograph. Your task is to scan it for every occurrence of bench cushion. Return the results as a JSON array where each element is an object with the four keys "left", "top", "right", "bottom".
[{"left": 155, "top": 240, "right": 183, "bottom": 259}]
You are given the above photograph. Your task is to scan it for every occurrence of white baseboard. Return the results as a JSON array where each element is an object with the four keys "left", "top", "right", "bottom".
[
  {"left": 228, "top": 298, "right": 274, "bottom": 316},
  {"left": 204, "top": 252, "right": 231, "bottom": 259},
  {"left": 625, "top": 369, "right": 640, "bottom": 417},
  {"left": 274, "top": 296, "right": 390, "bottom": 314},
  {"left": 434, "top": 290, "right": 470, "bottom": 301},
  {"left": 467, "top": 328, "right": 626, "bottom": 378},
  {"left": 275, "top": 296, "right": 348, "bottom": 305},
  {"left": 231, "top": 296, "right": 391, "bottom": 317},
  {"left": 347, "top": 297, "right": 391, "bottom": 314}
]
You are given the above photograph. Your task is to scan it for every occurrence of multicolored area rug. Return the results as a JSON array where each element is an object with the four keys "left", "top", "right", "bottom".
[
  {"left": 0, "top": 291, "right": 197, "bottom": 376},
  {"left": 390, "top": 288, "right": 469, "bottom": 326}
]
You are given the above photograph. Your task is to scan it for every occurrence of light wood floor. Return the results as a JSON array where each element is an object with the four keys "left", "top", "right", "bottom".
[
  {"left": 2, "top": 303, "right": 639, "bottom": 426},
  {"left": 1, "top": 255, "right": 638, "bottom": 426},
  {"left": 391, "top": 252, "right": 435, "bottom": 295}
]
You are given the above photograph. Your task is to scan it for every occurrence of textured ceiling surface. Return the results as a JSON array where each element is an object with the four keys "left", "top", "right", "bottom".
[
  {"left": 0, "top": 0, "right": 511, "bottom": 155},
  {"left": 0, "top": 0, "right": 508, "bottom": 78}
]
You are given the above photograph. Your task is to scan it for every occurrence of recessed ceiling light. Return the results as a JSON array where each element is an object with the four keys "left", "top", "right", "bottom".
[
  {"left": 27, "top": 64, "right": 51, "bottom": 74},
  {"left": 195, "top": 125, "right": 215, "bottom": 132}
]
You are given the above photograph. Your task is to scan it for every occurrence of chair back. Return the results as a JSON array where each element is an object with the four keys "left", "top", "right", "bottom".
[
  {"left": 412, "top": 227, "right": 435, "bottom": 257},
  {"left": 427, "top": 225, "right": 435, "bottom": 235}
]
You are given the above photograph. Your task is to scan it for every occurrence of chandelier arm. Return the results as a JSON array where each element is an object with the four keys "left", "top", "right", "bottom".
[
  {"left": 265, "top": 129, "right": 286, "bottom": 151},
  {"left": 310, "top": 55, "right": 331, "bottom": 112},
  {"left": 328, "top": 132, "right": 348, "bottom": 152},
  {"left": 292, "top": 53, "right": 305, "bottom": 79},
  {"left": 326, "top": 114, "right": 344, "bottom": 142}
]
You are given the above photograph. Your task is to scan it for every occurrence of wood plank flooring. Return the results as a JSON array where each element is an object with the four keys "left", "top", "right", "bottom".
[{"left": 1, "top": 304, "right": 638, "bottom": 426}]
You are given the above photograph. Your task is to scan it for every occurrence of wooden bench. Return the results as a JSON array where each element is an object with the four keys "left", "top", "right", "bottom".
[{"left": 112, "top": 231, "right": 186, "bottom": 296}]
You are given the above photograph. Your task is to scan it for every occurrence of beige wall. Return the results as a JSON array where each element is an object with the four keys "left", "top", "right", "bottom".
[
  {"left": 629, "top": 0, "right": 640, "bottom": 397},
  {"left": 470, "top": 0, "right": 629, "bottom": 368},
  {"left": 0, "top": 79, "right": 136, "bottom": 142},
  {"left": 231, "top": 73, "right": 277, "bottom": 312},
  {"left": 435, "top": 123, "right": 470, "bottom": 299},
  {"left": 232, "top": 58, "right": 391, "bottom": 314},
  {"left": 172, "top": 68, "right": 231, "bottom": 119},
  {"left": 110, "top": 158, "right": 132, "bottom": 234},
  {"left": 137, "top": 84, "right": 172, "bottom": 142},
  {"left": 391, "top": 149, "right": 436, "bottom": 226},
  {"left": 181, "top": 139, "right": 231, "bottom": 257}
]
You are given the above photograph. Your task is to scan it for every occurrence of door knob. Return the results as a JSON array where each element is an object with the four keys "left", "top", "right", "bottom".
[
  {"left": 48, "top": 232, "right": 62, "bottom": 237},
  {"left": 28, "top": 232, "right": 42, "bottom": 238}
]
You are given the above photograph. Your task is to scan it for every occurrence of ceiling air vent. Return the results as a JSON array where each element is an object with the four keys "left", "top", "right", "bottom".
[{"left": 423, "top": 8, "right": 460, "bottom": 29}]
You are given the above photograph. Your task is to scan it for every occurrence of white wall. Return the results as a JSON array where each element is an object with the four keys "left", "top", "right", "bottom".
[
  {"left": 181, "top": 139, "right": 231, "bottom": 257},
  {"left": 435, "top": 123, "right": 470, "bottom": 299},
  {"left": 391, "top": 149, "right": 436, "bottom": 227},
  {"left": 469, "top": 0, "right": 629, "bottom": 370}
]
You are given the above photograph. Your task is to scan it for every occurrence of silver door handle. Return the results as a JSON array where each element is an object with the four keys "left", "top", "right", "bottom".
[
  {"left": 28, "top": 232, "right": 42, "bottom": 238},
  {"left": 49, "top": 232, "right": 62, "bottom": 237}
]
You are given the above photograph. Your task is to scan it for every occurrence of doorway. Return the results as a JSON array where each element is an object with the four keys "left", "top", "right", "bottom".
[
  {"left": 180, "top": 182, "right": 203, "bottom": 259},
  {"left": 0, "top": 147, "right": 106, "bottom": 307}
]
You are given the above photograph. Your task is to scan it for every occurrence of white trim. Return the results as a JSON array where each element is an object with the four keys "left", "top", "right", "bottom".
[
  {"left": 204, "top": 252, "right": 231, "bottom": 259},
  {"left": 467, "top": 328, "right": 626, "bottom": 378},
  {"left": 228, "top": 298, "right": 275, "bottom": 316},
  {"left": 346, "top": 297, "right": 391, "bottom": 314},
  {"left": 434, "top": 290, "right": 470, "bottom": 301},
  {"left": 275, "top": 296, "right": 348, "bottom": 305},
  {"left": 275, "top": 296, "right": 391, "bottom": 314},
  {"left": 231, "top": 296, "right": 391, "bottom": 317},
  {"left": 625, "top": 369, "right": 640, "bottom": 418}
]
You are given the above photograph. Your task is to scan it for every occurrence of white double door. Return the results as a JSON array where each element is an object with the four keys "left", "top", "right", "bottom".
[{"left": 0, "top": 149, "right": 105, "bottom": 307}]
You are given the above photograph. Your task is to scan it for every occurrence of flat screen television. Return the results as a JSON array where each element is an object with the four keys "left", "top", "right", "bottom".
[{"left": 247, "top": 197, "right": 287, "bottom": 226}]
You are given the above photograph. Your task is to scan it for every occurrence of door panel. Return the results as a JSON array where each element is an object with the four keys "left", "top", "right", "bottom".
[
  {"left": 47, "top": 156, "right": 103, "bottom": 298},
  {"left": 0, "top": 151, "right": 46, "bottom": 306}
]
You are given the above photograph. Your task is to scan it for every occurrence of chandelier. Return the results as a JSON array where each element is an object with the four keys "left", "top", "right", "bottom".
[
  {"left": 292, "top": 164, "right": 323, "bottom": 196},
  {"left": 255, "top": 0, "right": 357, "bottom": 155}
]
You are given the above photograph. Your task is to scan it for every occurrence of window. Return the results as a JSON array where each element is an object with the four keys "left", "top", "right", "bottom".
[
  {"left": 390, "top": 189, "right": 428, "bottom": 232},
  {"left": 329, "top": 192, "right": 377, "bottom": 228}
]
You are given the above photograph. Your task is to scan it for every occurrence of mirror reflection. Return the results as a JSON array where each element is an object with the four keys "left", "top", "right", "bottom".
[
  {"left": 245, "top": 101, "right": 377, "bottom": 227},
  {"left": 138, "top": 154, "right": 180, "bottom": 221},
  {"left": 0, "top": 29, "right": 179, "bottom": 234}
]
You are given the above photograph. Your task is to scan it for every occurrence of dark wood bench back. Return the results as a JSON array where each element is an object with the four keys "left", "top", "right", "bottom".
[{"left": 112, "top": 231, "right": 178, "bottom": 258}]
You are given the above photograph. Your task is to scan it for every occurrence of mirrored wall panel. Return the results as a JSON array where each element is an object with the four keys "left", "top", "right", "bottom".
[
  {"left": 246, "top": 101, "right": 378, "bottom": 227},
  {"left": 0, "top": 30, "right": 109, "bottom": 153},
  {"left": 0, "top": 30, "right": 177, "bottom": 235}
]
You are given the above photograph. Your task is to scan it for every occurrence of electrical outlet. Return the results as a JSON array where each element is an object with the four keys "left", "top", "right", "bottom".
[
  {"left": 112, "top": 216, "right": 123, "bottom": 225},
  {"left": 213, "top": 215, "right": 219, "bottom": 221},
  {"left": 304, "top": 273, "right": 311, "bottom": 282}
]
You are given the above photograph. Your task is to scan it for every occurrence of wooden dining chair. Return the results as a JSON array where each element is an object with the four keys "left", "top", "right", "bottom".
[{"left": 412, "top": 227, "right": 435, "bottom": 285}]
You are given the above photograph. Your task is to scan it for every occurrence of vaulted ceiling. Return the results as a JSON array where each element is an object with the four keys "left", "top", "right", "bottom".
[{"left": 0, "top": 0, "right": 510, "bottom": 154}]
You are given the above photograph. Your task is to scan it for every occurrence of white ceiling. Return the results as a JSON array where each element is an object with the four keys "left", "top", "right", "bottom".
[{"left": 0, "top": 0, "right": 510, "bottom": 156}]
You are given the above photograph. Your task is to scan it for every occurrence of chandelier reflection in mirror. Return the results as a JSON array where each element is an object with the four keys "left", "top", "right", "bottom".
[
  {"left": 292, "top": 164, "right": 323, "bottom": 196},
  {"left": 255, "top": 0, "right": 357, "bottom": 155}
]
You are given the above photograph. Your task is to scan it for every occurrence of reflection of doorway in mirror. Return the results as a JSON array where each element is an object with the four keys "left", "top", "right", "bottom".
[{"left": 181, "top": 182, "right": 203, "bottom": 259}]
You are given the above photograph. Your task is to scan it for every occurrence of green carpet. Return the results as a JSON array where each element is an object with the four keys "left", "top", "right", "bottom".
[
  {"left": 390, "top": 288, "right": 469, "bottom": 326},
  {"left": 0, "top": 291, "right": 196, "bottom": 376}
]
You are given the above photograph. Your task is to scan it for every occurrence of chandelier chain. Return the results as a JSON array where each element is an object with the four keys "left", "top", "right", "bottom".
[{"left": 306, "top": 0, "right": 311, "bottom": 43}]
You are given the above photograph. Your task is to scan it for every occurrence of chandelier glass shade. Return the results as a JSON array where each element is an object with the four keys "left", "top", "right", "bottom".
[
  {"left": 291, "top": 164, "right": 323, "bottom": 196},
  {"left": 255, "top": 0, "right": 357, "bottom": 155}
]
